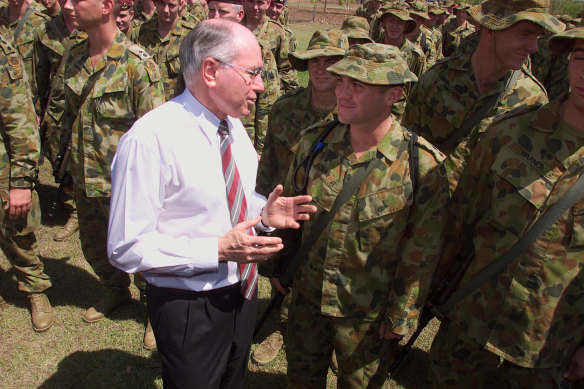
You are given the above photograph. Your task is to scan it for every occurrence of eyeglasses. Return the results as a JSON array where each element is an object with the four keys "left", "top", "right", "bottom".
[{"left": 216, "top": 59, "right": 263, "bottom": 84}]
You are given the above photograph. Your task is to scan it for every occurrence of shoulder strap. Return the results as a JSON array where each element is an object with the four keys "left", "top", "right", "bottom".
[
  {"left": 280, "top": 156, "right": 383, "bottom": 287},
  {"left": 13, "top": 6, "right": 34, "bottom": 45},
  {"left": 408, "top": 131, "right": 419, "bottom": 194},
  {"left": 440, "top": 69, "right": 521, "bottom": 153},
  {"left": 434, "top": 169, "right": 584, "bottom": 317}
]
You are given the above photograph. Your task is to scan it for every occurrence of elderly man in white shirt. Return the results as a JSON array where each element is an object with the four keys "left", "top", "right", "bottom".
[{"left": 107, "top": 19, "right": 316, "bottom": 389}]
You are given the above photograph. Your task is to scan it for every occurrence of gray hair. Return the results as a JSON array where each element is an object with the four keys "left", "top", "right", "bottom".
[{"left": 180, "top": 20, "right": 238, "bottom": 86}]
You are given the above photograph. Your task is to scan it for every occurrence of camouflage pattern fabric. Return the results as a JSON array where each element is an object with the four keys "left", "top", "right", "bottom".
[
  {"left": 402, "top": 49, "right": 548, "bottom": 193},
  {"left": 0, "top": 35, "right": 49, "bottom": 293},
  {"left": 428, "top": 320, "right": 570, "bottom": 388},
  {"left": 532, "top": 36, "right": 569, "bottom": 101},
  {"left": 281, "top": 118, "right": 448, "bottom": 334},
  {"left": 442, "top": 20, "right": 474, "bottom": 57},
  {"left": 354, "top": 1, "right": 378, "bottom": 22},
  {"left": 185, "top": 1, "right": 207, "bottom": 24},
  {"left": 430, "top": 25, "right": 443, "bottom": 61},
  {"left": 62, "top": 29, "right": 165, "bottom": 198},
  {"left": 408, "top": 25, "right": 437, "bottom": 67},
  {"left": 279, "top": 5, "right": 289, "bottom": 26},
  {"left": 437, "top": 97, "right": 584, "bottom": 371},
  {"left": 132, "top": 2, "right": 154, "bottom": 26},
  {"left": 75, "top": 187, "right": 130, "bottom": 291},
  {"left": 33, "top": 14, "right": 86, "bottom": 164},
  {"left": 0, "top": 6, "right": 50, "bottom": 83},
  {"left": 289, "top": 28, "right": 348, "bottom": 72},
  {"left": 249, "top": 15, "right": 298, "bottom": 94},
  {"left": 341, "top": 16, "right": 374, "bottom": 43},
  {"left": 286, "top": 290, "right": 397, "bottom": 388},
  {"left": 240, "top": 38, "right": 280, "bottom": 154},
  {"left": 130, "top": 15, "right": 193, "bottom": 100},
  {"left": 256, "top": 86, "right": 337, "bottom": 198}
]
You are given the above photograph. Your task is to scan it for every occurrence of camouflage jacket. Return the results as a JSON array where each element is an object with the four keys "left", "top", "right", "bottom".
[
  {"left": 402, "top": 49, "right": 548, "bottom": 193},
  {"left": 62, "top": 30, "right": 164, "bottom": 197},
  {"left": 184, "top": 1, "right": 207, "bottom": 25},
  {"left": 430, "top": 26, "right": 443, "bottom": 61},
  {"left": 354, "top": 3, "right": 377, "bottom": 22},
  {"left": 256, "top": 85, "right": 337, "bottom": 197},
  {"left": 282, "top": 119, "right": 448, "bottom": 335},
  {"left": 279, "top": 6, "right": 289, "bottom": 26},
  {"left": 443, "top": 96, "right": 584, "bottom": 369},
  {"left": 387, "top": 37, "right": 425, "bottom": 119},
  {"left": 442, "top": 21, "right": 474, "bottom": 58},
  {"left": 130, "top": 16, "right": 193, "bottom": 100},
  {"left": 532, "top": 36, "right": 569, "bottom": 102},
  {"left": 0, "top": 35, "right": 39, "bottom": 199},
  {"left": 132, "top": 3, "right": 155, "bottom": 26},
  {"left": 0, "top": 6, "right": 50, "bottom": 83},
  {"left": 240, "top": 38, "right": 281, "bottom": 154},
  {"left": 248, "top": 16, "right": 298, "bottom": 94},
  {"left": 408, "top": 26, "right": 437, "bottom": 68}
]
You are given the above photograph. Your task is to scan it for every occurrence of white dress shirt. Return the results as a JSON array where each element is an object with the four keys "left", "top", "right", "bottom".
[{"left": 107, "top": 89, "right": 269, "bottom": 292}]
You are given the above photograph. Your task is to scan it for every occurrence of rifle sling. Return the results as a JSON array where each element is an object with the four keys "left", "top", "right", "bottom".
[
  {"left": 13, "top": 6, "right": 35, "bottom": 45},
  {"left": 434, "top": 170, "right": 584, "bottom": 317},
  {"left": 440, "top": 69, "right": 520, "bottom": 153},
  {"left": 279, "top": 156, "right": 382, "bottom": 287}
]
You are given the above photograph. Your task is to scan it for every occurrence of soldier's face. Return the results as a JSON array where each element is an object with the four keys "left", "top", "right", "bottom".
[
  {"left": 307, "top": 56, "right": 341, "bottom": 95},
  {"left": 208, "top": 1, "right": 244, "bottom": 22},
  {"left": 454, "top": 9, "right": 466, "bottom": 24},
  {"left": 266, "top": 2, "right": 284, "bottom": 21},
  {"left": 568, "top": 43, "right": 584, "bottom": 113},
  {"left": 64, "top": 0, "right": 106, "bottom": 30},
  {"left": 243, "top": 0, "right": 270, "bottom": 22},
  {"left": 335, "top": 75, "right": 397, "bottom": 126},
  {"left": 493, "top": 21, "right": 543, "bottom": 71},
  {"left": 116, "top": 8, "right": 133, "bottom": 33},
  {"left": 382, "top": 14, "right": 406, "bottom": 42},
  {"left": 155, "top": 0, "right": 181, "bottom": 24},
  {"left": 37, "top": 0, "right": 58, "bottom": 9}
]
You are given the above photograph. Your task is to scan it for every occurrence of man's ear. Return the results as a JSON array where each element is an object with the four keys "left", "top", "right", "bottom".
[
  {"left": 201, "top": 57, "right": 220, "bottom": 88},
  {"left": 384, "top": 85, "right": 403, "bottom": 108},
  {"left": 103, "top": 0, "right": 114, "bottom": 15}
]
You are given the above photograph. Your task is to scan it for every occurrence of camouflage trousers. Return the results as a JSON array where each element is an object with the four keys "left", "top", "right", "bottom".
[
  {"left": 429, "top": 319, "right": 577, "bottom": 388},
  {"left": 285, "top": 290, "right": 396, "bottom": 389},
  {"left": 75, "top": 188, "right": 130, "bottom": 291},
  {"left": 0, "top": 190, "right": 51, "bottom": 293}
]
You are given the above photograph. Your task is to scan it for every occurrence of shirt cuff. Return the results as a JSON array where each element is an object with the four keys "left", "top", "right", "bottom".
[{"left": 256, "top": 220, "right": 275, "bottom": 233}]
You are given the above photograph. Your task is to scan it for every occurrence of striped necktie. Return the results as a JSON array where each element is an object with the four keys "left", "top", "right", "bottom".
[{"left": 218, "top": 120, "right": 258, "bottom": 299}]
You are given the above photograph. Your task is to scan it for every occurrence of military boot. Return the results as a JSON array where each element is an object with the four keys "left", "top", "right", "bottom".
[
  {"left": 53, "top": 212, "right": 79, "bottom": 242},
  {"left": 252, "top": 327, "right": 284, "bottom": 365},
  {"left": 83, "top": 288, "right": 132, "bottom": 323},
  {"left": 144, "top": 319, "right": 157, "bottom": 350},
  {"left": 28, "top": 293, "right": 55, "bottom": 332}
]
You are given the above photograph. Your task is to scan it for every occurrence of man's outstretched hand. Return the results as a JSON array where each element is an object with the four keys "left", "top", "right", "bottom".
[{"left": 261, "top": 184, "right": 316, "bottom": 229}]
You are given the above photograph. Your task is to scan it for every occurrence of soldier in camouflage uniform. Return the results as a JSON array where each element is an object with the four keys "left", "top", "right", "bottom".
[
  {"left": 0, "top": 34, "right": 54, "bottom": 332},
  {"left": 266, "top": 0, "right": 284, "bottom": 24},
  {"left": 428, "top": 23, "right": 584, "bottom": 388},
  {"left": 341, "top": 16, "right": 374, "bottom": 46},
  {"left": 406, "top": 0, "right": 437, "bottom": 67},
  {"left": 252, "top": 29, "right": 348, "bottom": 367},
  {"left": 279, "top": 43, "right": 449, "bottom": 389},
  {"left": 207, "top": 0, "right": 243, "bottom": 21},
  {"left": 183, "top": 0, "right": 207, "bottom": 24},
  {"left": 36, "top": 0, "right": 61, "bottom": 19},
  {"left": 33, "top": 0, "right": 85, "bottom": 242},
  {"left": 116, "top": 0, "right": 134, "bottom": 36},
  {"left": 61, "top": 0, "right": 164, "bottom": 333},
  {"left": 133, "top": 0, "right": 156, "bottom": 25},
  {"left": 354, "top": 0, "right": 381, "bottom": 22},
  {"left": 426, "top": 3, "right": 446, "bottom": 61},
  {"left": 402, "top": 0, "right": 563, "bottom": 194},
  {"left": 442, "top": 3, "right": 475, "bottom": 57},
  {"left": 131, "top": 0, "right": 194, "bottom": 100},
  {"left": 0, "top": 0, "right": 50, "bottom": 83}
]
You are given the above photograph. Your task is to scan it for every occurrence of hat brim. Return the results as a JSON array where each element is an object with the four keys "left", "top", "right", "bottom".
[
  {"left": 410, "top": 11, "right": 430, "bottom": 21},
  {"left": 342, "top": 29, "right": 374, "bottom": 42},
  {"left": 326, "top": 56, "right": 418, "bottom": 86},
  {"left": 468, "top": 4, "right": 565, "bottom": 34},
  {"left": 289, "top": 48, "right": 346, "bottom": 71},
  {"left": 380, "top": 12, "right": 417, "bottom": 34},
  {"left": 549, "top": 27, "right": 584, "bottom": 54}
]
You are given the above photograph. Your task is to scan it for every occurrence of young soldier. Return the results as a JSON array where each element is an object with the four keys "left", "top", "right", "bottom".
[
  {"left": 406, "top": 0, "right": 437, "bottom": 67},
  {"left": 0, "top": 34, "right": 54, "bottom": 332},
  {"left": 116, "top": 0, "right": 134, "bottom": 36},
  {"left": 442, "top": 3, "right": 475, "bottom": 57},
  {"left": 36, "top": 0, "right": 61, "bottom": 18},
  {"left": 428, "top": 21, "right": 584, "bottom": 388},
  {"left": 253, "top": 29, "right": 348, "bottom": 366},
  {"left": 60, "top": 0, "right": 164, "bottom": 333},
  {"left": 131, "top": 0, "right": 193, "bottom": 100},
  {"left": 340, "top": 16, "right": 374, "bottom": 46},
  {"left": 403, "top": 0, "right": 563, "bottom": 194},
  {"left": 279, "top": 43, "right": 448, "bottom": 389}
]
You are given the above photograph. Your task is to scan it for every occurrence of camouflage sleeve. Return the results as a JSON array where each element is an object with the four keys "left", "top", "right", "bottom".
[
  {"left": 385, "top": 146, "right": 449, "bottom": 335},
  {"left": 0, "top": 56, "right": 40, "bottom": 188},
  {"left": 256, "top": 106, "right": 280, "bottom": 197},
  {"left": 401, "top": 80, "right": 423, "bottom": 134},
  {"left": 32, "top": 27, "right": 50, "bottom": 116},
  {"left": 131, "top": 58, "right": 165, "bottom": 117},
  {"left": 275, "top": 27, "right": 299, "bottom": 93}
]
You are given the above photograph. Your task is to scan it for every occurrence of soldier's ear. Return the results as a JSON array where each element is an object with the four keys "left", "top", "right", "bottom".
[{"left": 384, "top": 85, "right": 403, "bottom": 108}]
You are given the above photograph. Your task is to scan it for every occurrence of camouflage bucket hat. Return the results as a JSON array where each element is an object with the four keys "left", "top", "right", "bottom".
[
  {"left": 468, "top": 0, "right": 565, "bottom": 33},
  {"left": 408, "top": 0, "right": 430, "bottom": 21},
  {"left": 549, "top": 19, "right": 584, "bottom": 54},
  {"left": 326, "top": 43, "right": 418, "bottom": 86},
  {"left": 341, "top": 16, "right": 374, "bottom": 43},
  {"left": 289, "top": 29, "right": 349, "bottom": 71},
  {"left": 428, "top": 3, "right": 447, "bottom": 16},
  {"left": 378, "top": 2, "right": 417, "bottom": 34},
  {"left": 453, "top": 3, "right": 471, "bottom": 12}
]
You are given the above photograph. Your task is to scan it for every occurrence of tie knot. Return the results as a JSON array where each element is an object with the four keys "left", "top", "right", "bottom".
[{"left": 218, "top": 120, "right": 229, "bottom": 136}]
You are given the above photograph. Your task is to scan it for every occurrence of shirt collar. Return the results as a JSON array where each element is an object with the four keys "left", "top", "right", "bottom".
[{"left": 182, "top": 89, "right": 235, "bottom": 143}]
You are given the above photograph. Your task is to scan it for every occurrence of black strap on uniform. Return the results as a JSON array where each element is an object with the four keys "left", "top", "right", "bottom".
[
  {"left": 433, "top": 168, "right": 584, "bottom": 318},
  {"left": 408, "top": 130, "right": 419, "bottom": 194},
  {"left": 13, "top": 6, "right": 35, "bottom": 45},
  {"left": 440, "top": 69, "right": 521, "bottom": 154}
]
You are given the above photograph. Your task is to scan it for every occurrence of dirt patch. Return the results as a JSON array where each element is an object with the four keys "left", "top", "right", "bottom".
[{"left": 288, "top": 7, "right": 354, "bottom": 25}]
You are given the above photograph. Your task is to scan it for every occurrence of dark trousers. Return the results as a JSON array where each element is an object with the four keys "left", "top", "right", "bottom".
[{"left": 147, "top": 282, "right": 257, "bottom": 389}]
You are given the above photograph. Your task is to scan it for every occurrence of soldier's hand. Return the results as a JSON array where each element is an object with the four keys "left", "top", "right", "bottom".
[
  {"left": 4, "top": 188, "right": 32, "bottom": 220},
  {"left": 564, "top": 345, "right": 584, "bottom": 382},
  {"left": 378, "top": 321, "right": 403, "bottom": 341},
  {"left": 218, "top": 217, "right": 284, "bottom": 263}
]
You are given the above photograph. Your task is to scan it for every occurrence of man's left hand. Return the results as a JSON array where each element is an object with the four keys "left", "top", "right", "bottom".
[
  {"left": 378, "top": 321, "right": 403, "bottom": 341},
  {"left": 4, "top": 188, "right": 32, "bottom": 220},
  {"left": 261, "top": 184, "right": 317, "bottom": 229}
]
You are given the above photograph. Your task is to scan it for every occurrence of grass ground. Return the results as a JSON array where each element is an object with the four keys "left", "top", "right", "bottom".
[{"left": 0, "top": 21, "right": 440, "bottom": 389}]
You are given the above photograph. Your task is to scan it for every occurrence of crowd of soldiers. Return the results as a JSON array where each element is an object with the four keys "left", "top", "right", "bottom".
[{"left": 1, "top": 0, "right": 584, "bottom": 386}]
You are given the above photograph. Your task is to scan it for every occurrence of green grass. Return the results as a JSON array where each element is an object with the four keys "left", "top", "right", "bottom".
[{"left": 0, "top": 22, "right": 440, "bottom": 389}]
